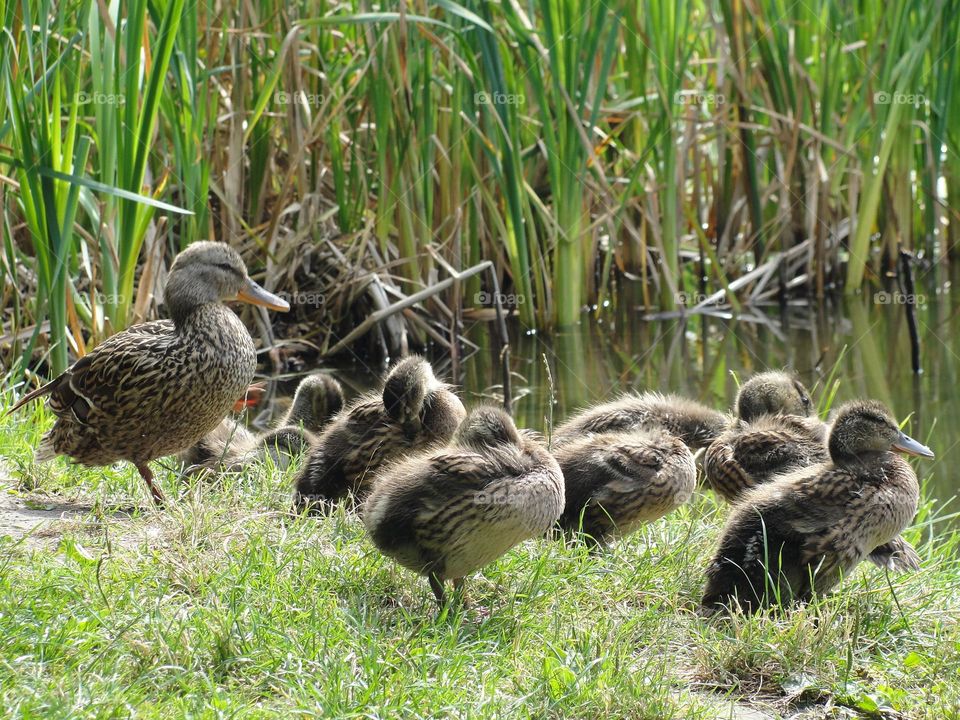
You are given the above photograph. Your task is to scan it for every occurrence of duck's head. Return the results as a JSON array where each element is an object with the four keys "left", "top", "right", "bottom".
[
  {"left": 286, "top": 374, "right": 345, "bottom": 433},
  {"left": 736, "top": 371, "right": 813, "bottom": 422},
  {"left": 828, "top": 400, "right": 934, "bottom": 463},
  {"left": 382, "top": 356, "right": 466, "bottom": 439},
  {"left": 455, "top": 406, "right": 523, "bottom": 451},
  {"left": 165, "top": 242, "right": 290, "bottom": 323}
]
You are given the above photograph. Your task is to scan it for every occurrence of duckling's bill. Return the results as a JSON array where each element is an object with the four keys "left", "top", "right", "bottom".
[
  {"left": 235, "top": 278, "right": 290, "bottom": 311},
  {"left": 893, "top": 431, "right": 935, "bottom": 458}
]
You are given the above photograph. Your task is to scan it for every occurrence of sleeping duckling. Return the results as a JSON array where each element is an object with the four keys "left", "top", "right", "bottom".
[
  {"left": 554, "top": 428, "right": 695, "bottom": 545},
  {"left": 704, "top": 371, "right": 825, "bottom": 503},
  {"left": 554, "top": 392, "right": 729, "bottom": 450},
  {"left": 701, "top": 400, "right": 933, "bottom": 615},
  {"left": 293, "top": 356, "right": 466, "bottom": 510},
  {"left": 180, "top": 373, "right": 345, "bottom": 473},
  {"left": 733, "top": 370, "right": 814, "bottom": 422},
  {"left": 363, "top": 406, "right": 564, "bottom": 604}
]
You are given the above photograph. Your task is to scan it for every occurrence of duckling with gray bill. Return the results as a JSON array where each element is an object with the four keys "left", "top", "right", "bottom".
[
  {"left": 363, "top": 406, "right": 565, "bottom": 605},
  {"left": 704, "top": 371, "right": 921, "bottom": 571},
  {"left": 293, "top": 357, "right": 466, "bottom": 510},
  {"left": 701, "top": 400, "right": 933, "bottom": 615},
  {"left": 7, "top": 242, "right": 290, "bottom": 505}
]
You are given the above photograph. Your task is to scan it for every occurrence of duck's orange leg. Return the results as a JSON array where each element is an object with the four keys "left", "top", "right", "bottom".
[{"left": 136, "top": 463, "right": 165, "bottom": 507}]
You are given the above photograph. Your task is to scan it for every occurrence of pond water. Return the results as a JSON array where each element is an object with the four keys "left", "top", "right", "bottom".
[{"left": 258, "top": 272, "right": 960, "bottom": 520}]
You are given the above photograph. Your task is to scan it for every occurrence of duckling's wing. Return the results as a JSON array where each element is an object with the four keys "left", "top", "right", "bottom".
[
  {"left": 180, "top": 418, "right": 257, "bottom": 471},
  {"left": 363, "top": 451, "right": 494, "bottom": 575},
  {"left": 733, "top": 430, "right": 826, "bottom": 484},
  {"left": 587, "top": 440, "right": 693, "bottom": 505},
  {"left": 762, "top": 477, "right": 868, "bottom": 596}
]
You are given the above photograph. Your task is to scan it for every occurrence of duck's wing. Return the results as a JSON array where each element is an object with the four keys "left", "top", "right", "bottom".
[
  {"left": 47, "top": 320, "right": 176, "bottom": 424},
  {"left": 868, "top": 535, "right": 921, "bottom": 571},
  {"left": 8, "top": 320, "right": 175, "bottom": 422}
]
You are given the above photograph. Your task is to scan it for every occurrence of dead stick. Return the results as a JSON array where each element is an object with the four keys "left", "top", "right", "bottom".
[{"left": 898, "top": 247, "right": 922, "bottom": 374}]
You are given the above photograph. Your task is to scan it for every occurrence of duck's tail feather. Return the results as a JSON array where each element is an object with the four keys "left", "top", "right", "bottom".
[{"left": 6, "top": 379, "right": 57, "bottom": 416}]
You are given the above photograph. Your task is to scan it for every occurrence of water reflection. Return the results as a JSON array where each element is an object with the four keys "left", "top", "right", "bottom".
[{"left": 258, "top": 284, "right": 959, "bottom": 506}]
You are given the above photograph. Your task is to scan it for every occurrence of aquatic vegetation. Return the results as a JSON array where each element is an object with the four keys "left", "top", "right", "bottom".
[{"left": 3, "top": 1, "right": 959, "bottom": 369}]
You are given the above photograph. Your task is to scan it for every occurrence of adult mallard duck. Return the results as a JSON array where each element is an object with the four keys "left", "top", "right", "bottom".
[
  {"left": 180, "top": 373, "right": 344, "bottom": 473},
  {"left": 554, "top": 392, "right": 729, "bottom": 451},
  {"left": 704, "top": 371, "right": 825, "bottom": 503},
  {"left": 701, "top": 400, "right": 933, "bottom": 615},
  {"left": 8, "top": 241, "right": 289, "bottom": 504},
  {"left": 363, "top": 406, "right": 564, "bottom": 605},
  {"left": 554, "top": 428, "right": 695, "bottom": 545},
  {"left": 293, "top": 356, "right": 466, "bottom": 509}
]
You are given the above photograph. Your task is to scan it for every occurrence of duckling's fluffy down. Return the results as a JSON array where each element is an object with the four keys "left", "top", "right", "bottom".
[
  {"left": 362, "top": 429, "right": 564, "bottom": 583},
  {"left": 554, "top": 428, "right": 696, "bottom": 544}
]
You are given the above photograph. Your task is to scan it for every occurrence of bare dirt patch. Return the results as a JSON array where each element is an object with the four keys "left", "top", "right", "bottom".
[{"left": 0, "top": 460, "right": 91, "bottom": 548}]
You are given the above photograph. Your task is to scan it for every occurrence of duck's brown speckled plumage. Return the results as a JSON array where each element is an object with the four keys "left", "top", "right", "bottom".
[
  {"left": 363, "top": 406, "right": 564, "bottom": 604},
  {"left": 701, "top": 400, "right": 933, "bottom": 615},
  {"left": 180, "top": 373, "right": 344, "bottom": 474},
  {"left": 10, "top": 242, "right": 289, "bottom": 504},
  {"left": 554, "top": 428, "right": 695, "bottom": 545},
  {"left": 554, "top": 392, "right": 730, "bottom": 450},
  {"left": 293, "top": 357, "right": 466, "bottom": 509}
]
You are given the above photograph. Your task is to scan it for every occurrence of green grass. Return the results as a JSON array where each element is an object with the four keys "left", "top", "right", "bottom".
[{"left": 1, "top": 399, "right": 959, "bottom": 718}]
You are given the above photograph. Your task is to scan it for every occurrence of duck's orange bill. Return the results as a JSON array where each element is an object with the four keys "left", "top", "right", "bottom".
[
  {"left": 236, "top": 278, "right": 290, "bottom": 312},
  {"left": 893, "top": 431, "right": 935, "bottom": 458}
]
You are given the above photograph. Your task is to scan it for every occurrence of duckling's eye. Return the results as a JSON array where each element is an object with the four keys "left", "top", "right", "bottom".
[{"left": 215, "top": 262, "right": 242, "bottom": 276}]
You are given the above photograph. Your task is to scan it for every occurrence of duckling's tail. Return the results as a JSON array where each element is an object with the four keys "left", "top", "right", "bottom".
[{"left": 868, "top": 536, "right": 921, "bottom": 572}]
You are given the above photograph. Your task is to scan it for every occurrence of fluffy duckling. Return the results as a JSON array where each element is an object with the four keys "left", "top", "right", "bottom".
[
  {"left": 554, "top": 392, "right": 729, "bottom": 450},
  {"left": 293, "top": 357, "right": 466, "bottom": 509},
  {"left": 363, "top": 406, "right": 564, "bottom": 604},
  {"left": 180, "top": 373, "right": 344, "bottom": 473},
  {"left": 554, "top": 428, "right": 695, "bottom": 545},
  {"left": 733, "top": 370, "right": 813, "bottom": 422},
  {"left": 704, "top": 371, "right": 825, "bottom": 503},
  {"left": 7, "top": 242, "right": 289, "bottom": 505},
  {"left": 701, "top": 400, "right": 933, "bottom": 615},
  {"left": 704, "top": 372, "right": 920, "bottom": 572}
]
